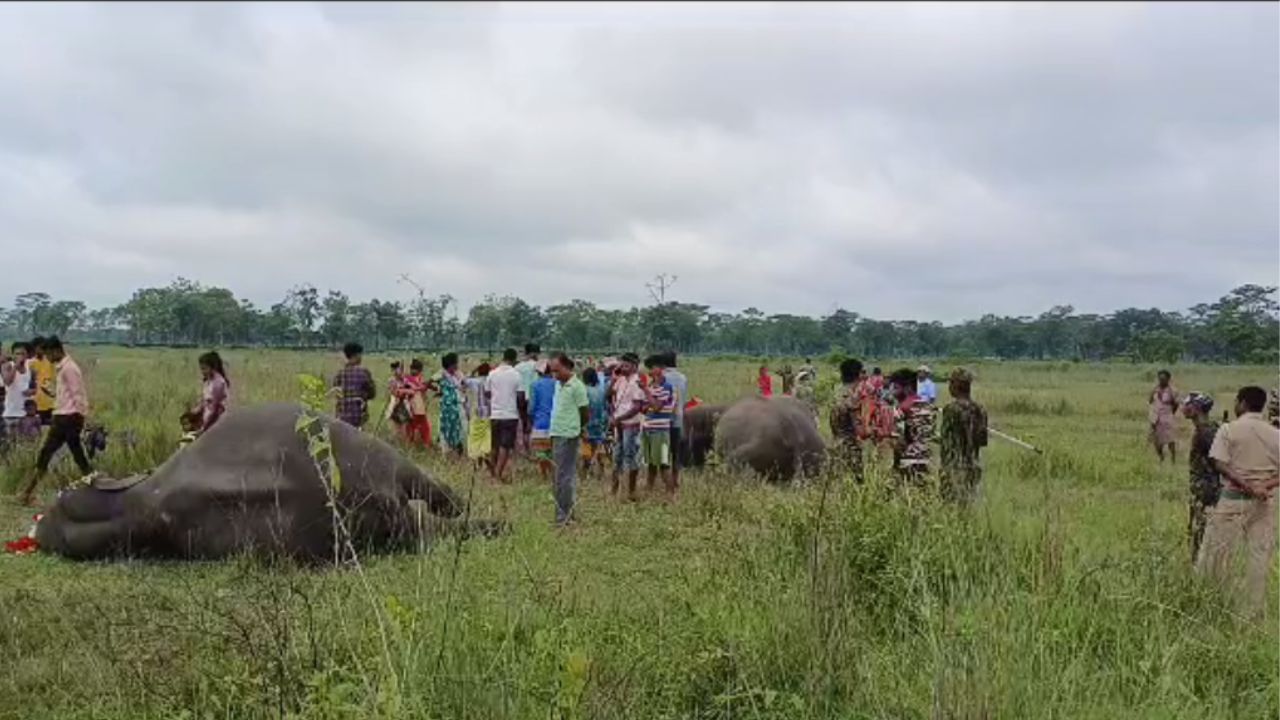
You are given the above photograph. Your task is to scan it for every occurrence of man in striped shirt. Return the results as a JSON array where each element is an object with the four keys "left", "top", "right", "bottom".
[{"left": 642, "top": 354, "right": 679, "bottom": 497}]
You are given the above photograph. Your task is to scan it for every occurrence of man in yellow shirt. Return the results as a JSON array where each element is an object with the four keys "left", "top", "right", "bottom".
[{"left": 29, "top": 337, "right": 55, "bottom": 426}]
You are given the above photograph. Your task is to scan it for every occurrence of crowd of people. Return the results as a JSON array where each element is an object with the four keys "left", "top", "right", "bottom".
[
  {"left": 826, "top": 361, "right": 987, "bottom": 505},
  {"left": 1146, "top": 369, "right": 1280, "bottom": 618},
  {"left": 0, "top": 336, "right": 95, "bottom": 506},
  {"left": 329, "top": 343, "right": 694, "bottom": 527},
  {"left": 4, "top": 335, "right": 1275, "bottom": 619}
]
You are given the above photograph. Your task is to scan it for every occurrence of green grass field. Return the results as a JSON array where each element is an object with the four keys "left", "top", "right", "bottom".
[{"left": 0, "top": 347, "right": 1275, "bottom": 719}]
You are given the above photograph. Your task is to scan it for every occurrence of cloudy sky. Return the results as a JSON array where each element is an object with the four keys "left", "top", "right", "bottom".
[{"left": 1, "top": 2, "right": 1276, "bottom": 322}]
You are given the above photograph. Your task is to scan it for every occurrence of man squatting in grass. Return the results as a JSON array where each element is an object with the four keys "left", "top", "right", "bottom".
[
  {"left": 610, "top": 353, "right": 646, "bottom": 499},
  {"left": 549, "top": 353, "right": 589, "bottom": 526},
  {"left": 486, "top": 348, "right": 522, "bottom": 483},
  {"left": 642, "top": 355, "right": 678, "bottom": 496},
  {"left": 19, "top": 336, "right": 93, "bottom": 505},
  {"left": 938, "top": 367, "right": 988, "bottom": 505},
  {"left": 1195, "top": 385, "right": 1279, "bottom": 619}
]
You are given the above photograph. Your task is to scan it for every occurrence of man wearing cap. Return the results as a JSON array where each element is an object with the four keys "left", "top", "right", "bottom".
[
  {"left": 1196, "top": 386, "right": 1279, "bottom": 619},
  {"left": 917, "top": 365, "right": 937, "bottom": 404},
  {"left": 1181, "top": 392, "right": 1220, "bottom": 563},
  {"left": 938, "top": 367, "right": 987, "bottom": 505}
]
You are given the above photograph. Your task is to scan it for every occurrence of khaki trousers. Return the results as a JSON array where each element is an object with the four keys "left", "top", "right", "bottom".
[{"left": 1195, "top": 495, "right": 1277, "bottom": 619}]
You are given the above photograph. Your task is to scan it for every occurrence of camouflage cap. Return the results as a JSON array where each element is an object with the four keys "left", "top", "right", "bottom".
[
  {"left": 948, "top": 367, "right": 974, "bottom": 384},
  {"left": 1181, "top": 392, "right": 1213, "bottom": 413}
]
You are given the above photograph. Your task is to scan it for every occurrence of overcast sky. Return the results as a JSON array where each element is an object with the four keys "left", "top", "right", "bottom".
[{"left": 1, "top": 2, "right": 1276, "bottom": 322}]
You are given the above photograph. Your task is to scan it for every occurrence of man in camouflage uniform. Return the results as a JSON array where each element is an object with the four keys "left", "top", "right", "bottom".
[
  {"left": 1181, "top": 392, "right": 1220, "bottom": 563},
  {"left": 1268, "top": 388, "right": 1279, "bottom": 428},
  {"left": 828, "top": 358, "right": 865, "bottom": 482},
  {"left": 889, "top": 368, "right": 936, "bottom": 488},
  {"left": 938, "top": 367, "right": 989, "bottom": 505}
]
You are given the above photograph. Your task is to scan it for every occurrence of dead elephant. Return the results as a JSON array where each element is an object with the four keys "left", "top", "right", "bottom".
[
  {"left": 712, "top": 396, "right": 826, "bottom": 483},
  {"left": 36, "top": 403, "right": 503, "bottom": 563}
]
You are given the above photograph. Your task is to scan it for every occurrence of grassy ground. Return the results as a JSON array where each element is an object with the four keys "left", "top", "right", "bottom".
[{"left": 0, "top": 348, "right": 1275, "bottom": 719}]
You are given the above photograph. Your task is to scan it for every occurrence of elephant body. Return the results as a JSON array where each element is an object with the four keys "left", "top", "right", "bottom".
[
  {"left": 36, "top": 403, "right": 482, "bottom": 563},
  {"left": 712, "top": 396, "right": 825, "bottom": 483}
]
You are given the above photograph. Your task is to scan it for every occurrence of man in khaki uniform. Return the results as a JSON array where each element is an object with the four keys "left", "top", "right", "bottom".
[{"left": 1195, "top": 386, "right": 1280, "bottom": 619}]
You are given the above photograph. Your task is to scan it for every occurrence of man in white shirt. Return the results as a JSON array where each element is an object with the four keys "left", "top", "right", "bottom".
[{"left": 487, "top": 348, "right": 523, "bottom": 483}]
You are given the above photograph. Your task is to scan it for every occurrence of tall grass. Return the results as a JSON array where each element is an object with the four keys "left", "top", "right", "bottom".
[{"left": 0, "top": 349, "right": 1274, "bottom": 718}]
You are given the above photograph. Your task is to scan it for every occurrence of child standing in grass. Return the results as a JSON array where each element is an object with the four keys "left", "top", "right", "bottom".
[
  {"left": 642, "top": 355, "right": 678, "bottom": 497},
  {"left": 464, "top": 363, "right": 492, "bottom": 470},
  {"left": 938, "top": 367, "right": 988, "bottom": 505},
  {"left": 581, "top": 367, "right": 609, "bottom": 478},
  {"left": 528, "top": 361, "right": 557, "bottom": 480}
]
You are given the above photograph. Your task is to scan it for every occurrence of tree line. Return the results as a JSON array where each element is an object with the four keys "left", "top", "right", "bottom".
[{"left": 2, "top": 280, "right": 1275, "bottom": 364}]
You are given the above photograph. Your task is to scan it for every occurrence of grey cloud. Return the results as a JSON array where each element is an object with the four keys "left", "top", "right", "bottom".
[{"left": 0, "top": 1, "right": 1274, "bottom": 322}]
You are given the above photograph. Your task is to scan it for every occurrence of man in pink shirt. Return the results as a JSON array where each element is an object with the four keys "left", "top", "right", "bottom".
[{"left": 19, "top": 336, "right": 94, "bottom": 505}]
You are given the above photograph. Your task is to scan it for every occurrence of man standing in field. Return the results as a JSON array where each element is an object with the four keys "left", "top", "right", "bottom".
[
  {"left": 1148, "top": 369, "right": 1179, "bottom": 463},
  {"left": 332, "top": 342, "right": 376, "bottom": 429},
  {"left": 29, "top": 336, "right": 55, "bottom": 426},
  {"left": 938, "top": 368, "right": 988, "bottom": 505},
  {"left": 829, "top": 358, "right": 865, "bottom": 482},
  {"left": 1195, "top": 386, "right": 1279, "bottom": 619},
  {"left": 642, "top": 355, "right": 677, "bottom": 497},
  {"left": 1180, "top": 393, "right": 1220, "bottom": 563},
  {"left": 610, "top": 353, "right": 646, "bottom": 499},
  {"left": 799, "top": 358, "right": 817, "bottom": 383},
  {"left": 917, "top": 365, "right": 938, "bottom": 404},
  {"left": 889, "top": 368, "right": 935, "bottom": 487},
  {"left": 549, "top": 353, "right": 589, "bottom": 527},
  {"left": 661, "top": 351, "right": 689, "bottom": 488},
  {"left": 1, "top": 342, "right": 35, "bottom": 448},
  {"left": 779, "top": 364, "right": 796, "bottom": 396},
  {"left": 19, "top": 337, "right": 93, "bottom": 505},
  {"left": 487, "top": 348, "right": 522, "bottom": 483},
  {"left": 514, "top": 343, "right": 540, "bottom": 454}
]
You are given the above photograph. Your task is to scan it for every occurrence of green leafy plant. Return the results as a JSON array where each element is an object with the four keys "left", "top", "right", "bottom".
[{"left": 295, "top": 373, "right": 342, "bottom": 494}]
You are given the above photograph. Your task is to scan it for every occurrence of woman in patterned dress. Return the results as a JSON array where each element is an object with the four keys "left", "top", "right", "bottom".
[{"left": 438, "top": 352, "right": 466, "bottom": 457}]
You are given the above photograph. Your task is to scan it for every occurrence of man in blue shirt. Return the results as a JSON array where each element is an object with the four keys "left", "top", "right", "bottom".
[{"left": 917, "top": 365, "right": 938, "bottom": 404}]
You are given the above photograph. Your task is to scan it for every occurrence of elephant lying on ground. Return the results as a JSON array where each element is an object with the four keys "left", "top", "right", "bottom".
[
  {"left": 710, "top": 396, "right": 826, "bottom": 483},
  {"left": 37, "top": 403, "right": 502, "bottom": 563}
]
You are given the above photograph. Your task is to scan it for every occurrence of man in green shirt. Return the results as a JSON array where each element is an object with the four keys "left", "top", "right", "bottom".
[{"left": 550, "top": 352, "right": 589, "bottom": 527}]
